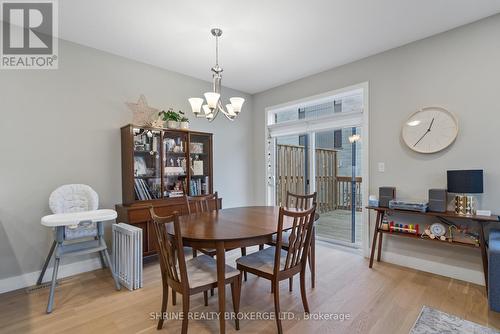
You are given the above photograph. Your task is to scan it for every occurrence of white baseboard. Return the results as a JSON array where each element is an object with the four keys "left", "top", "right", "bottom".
[
  {"left": 379, "top": 251, "right": 485, "bottom": 286},
  {"left": 0, "top": 257, "right": 102, "bottom": 294},
  {"left": 1, "top": 248, "right": 484, "bottom": 294}
]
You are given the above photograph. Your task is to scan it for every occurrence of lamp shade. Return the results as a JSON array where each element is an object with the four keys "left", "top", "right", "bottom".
[
  {"left": 202, "top": 104, "right": 211, "bottom": 116},
  {"left": 229, "top": 97, "right": 244, "bottom": 113},
  {"left": 225, "top": 104, "right": 236, "bottom": 116},
  {"left": 447, "top": 169, "right": 483, "bottom": 194},
  {"left": 204, "top": 92, "right": 220, "bottom": 109},
  {"left": 188, "top": 98, "right": 203, "bottom": 115}
]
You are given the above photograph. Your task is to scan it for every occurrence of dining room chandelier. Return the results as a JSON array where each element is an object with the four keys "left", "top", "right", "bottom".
[{"left": 188, "top": 28, "right": 245, "bottom": 122}]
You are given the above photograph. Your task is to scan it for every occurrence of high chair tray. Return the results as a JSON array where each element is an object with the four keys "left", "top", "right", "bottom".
[{"left": 41, "top": 209, "right": 117, "bottom": 227}]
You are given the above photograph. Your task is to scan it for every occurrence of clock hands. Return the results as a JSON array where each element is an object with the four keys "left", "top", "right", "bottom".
[
  {"left": 413, "top": 117, "right": 435, "bottom": 148},
  {"left": 413, "top": 130, "right": 430, "bottom": 148},
  {"left": 427, "top": 117, "right": 435, "bottom": 131}
]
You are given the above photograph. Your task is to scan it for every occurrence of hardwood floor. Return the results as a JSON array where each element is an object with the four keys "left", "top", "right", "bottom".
[{"left": 1, "top": 242, "right": 499, "bottom": 334}]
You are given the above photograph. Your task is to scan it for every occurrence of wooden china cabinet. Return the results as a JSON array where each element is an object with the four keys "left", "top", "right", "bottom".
[{"left": 116, "top": 124, "right": 216, "bottom": 257}]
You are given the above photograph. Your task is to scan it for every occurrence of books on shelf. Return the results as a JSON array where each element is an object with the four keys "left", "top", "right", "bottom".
[
  {"left": 167, "top": 191, "right": 184, "bottom": 198},
  {"left": 134, "top": 178, "right": 159, "bottom": 201},
  {"left": 189, "top": 176, "right": 209, "bottom": 196}
]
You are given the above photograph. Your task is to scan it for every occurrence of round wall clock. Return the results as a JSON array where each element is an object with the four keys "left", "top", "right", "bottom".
[{"left": 402, "top": 107, "right": 459, "bottom": 154}]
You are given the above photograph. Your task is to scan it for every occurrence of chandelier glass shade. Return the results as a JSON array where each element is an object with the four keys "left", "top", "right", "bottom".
[{"left": 188, "top": 28, "right": 244, "bottom": 122}]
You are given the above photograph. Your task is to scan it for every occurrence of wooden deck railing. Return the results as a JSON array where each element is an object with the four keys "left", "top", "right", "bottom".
[
  {"left": 276, "top": 144, "right": 362, "bottom": 213},
  {"left": 336, "top": 176, "right": 363, "bottom": 212},
  {"left": 316, "top": 148, "right": 337, "bottom": 213},
  {"left": 276, "top": 144, "right": 306, "bottom": 207}
]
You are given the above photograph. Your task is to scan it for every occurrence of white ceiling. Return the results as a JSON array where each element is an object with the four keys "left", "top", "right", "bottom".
[{"left": 59, "top": 0, "right": 500, "bottom": 94}]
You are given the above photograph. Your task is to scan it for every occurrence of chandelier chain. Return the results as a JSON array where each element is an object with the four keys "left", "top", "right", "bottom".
[{"left": 215, "top": 35, "right": 219, "bottom": 67}]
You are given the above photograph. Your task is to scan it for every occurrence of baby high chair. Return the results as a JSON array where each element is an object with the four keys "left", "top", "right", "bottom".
[{"left": 37, "top": 184, "right": 121, "bottom": 313}]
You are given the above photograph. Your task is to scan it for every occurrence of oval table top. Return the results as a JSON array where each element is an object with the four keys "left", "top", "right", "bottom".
[{"left": 175, "top": 206, "right": 301, "bottom": 241}]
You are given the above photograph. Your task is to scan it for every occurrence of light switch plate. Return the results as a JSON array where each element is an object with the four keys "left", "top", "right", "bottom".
[{"left": 378, "top": 162, "right": 385, "bottom": 172}]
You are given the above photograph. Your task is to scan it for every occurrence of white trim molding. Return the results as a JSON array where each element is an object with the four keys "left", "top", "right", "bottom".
[
  {"left": 0, "top": 257, "right": 102, "bottom": 294},
  {"left": 263, "top": 81, "right": 370, "bottom": 256}
]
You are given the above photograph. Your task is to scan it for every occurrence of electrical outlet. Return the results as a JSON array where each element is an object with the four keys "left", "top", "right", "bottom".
[{"left": 378, "top": 162, "right": 385, "bottom": 172}]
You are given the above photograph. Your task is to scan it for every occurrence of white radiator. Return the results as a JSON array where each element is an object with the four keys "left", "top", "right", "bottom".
[{"left": 112, "top": 223, "right": 143, "bottom": 290}]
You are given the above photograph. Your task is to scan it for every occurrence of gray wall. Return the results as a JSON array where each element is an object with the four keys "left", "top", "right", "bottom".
[
  {"left": 0, "top": 40, "right": 253, "bottom": 280},
  {"left": 253, "top": 14, "right": 500, "bottom": 284},
  {"left": 1, "top": 14, "right": 499, "bottom": 287}
]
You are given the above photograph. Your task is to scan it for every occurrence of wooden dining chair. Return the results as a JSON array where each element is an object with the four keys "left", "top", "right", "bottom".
[
  {"left": 268, "top": 191, "right": 317, "bottom": 290},
  {"left": 149, "top": 207, "right": 242, "bottom": 333},
  {"left": 236, "top": 205, "right": 317, "bottom": 334},
  {"left": 185, "top": 192, "right": 220, "bottom": 258},
  {"left": 186, "top": 192, "right": 249, "bottom": 281}
]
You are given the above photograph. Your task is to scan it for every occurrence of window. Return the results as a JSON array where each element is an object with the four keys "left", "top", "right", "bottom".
[
  {"left": 334, "top": 130, "right": 343, "bottom": 149},
  {"left": 334, "top": 100, "right": 342, "bottom": 113},
  {"left": 270, "top": 89, "right": 363, "bottom": 125}
]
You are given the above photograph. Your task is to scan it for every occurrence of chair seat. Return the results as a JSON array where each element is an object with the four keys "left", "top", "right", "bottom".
[
  {"left": 236, "top": 246, "right": 288, "bottom": 275},
  {"left": 186, "top": 255, "right": 239, "bottom": 289}
]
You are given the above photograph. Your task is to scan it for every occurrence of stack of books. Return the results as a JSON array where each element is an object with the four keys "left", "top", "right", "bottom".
[
  {"left": 167, "top": 191, "right": 184, "bottom": 198},
  {"left": 134, "top": 178, "right": 158, "bottom": 200},
  {"left": 189, "top": 176, "right": 210, "bottom": 196}
]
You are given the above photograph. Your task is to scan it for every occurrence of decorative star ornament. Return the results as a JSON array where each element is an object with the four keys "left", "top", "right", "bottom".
[{"left": 126, "top": 95, "right": 159, "bottom": 126}]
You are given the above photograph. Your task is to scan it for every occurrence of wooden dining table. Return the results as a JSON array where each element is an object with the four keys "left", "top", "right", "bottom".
[{"left": 170, "top": 206, "right": 317, "bottom": 334}]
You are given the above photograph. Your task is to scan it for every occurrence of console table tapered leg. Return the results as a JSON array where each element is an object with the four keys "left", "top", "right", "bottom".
[
  {"left": 478, "top": 221, "right": 488, "bottom": 292},
  {"left": 369, "top": 211, "right": 381, "bottom": 268},
  {"left": 377, "top": 230, "right": 383, "bottom": 262}
]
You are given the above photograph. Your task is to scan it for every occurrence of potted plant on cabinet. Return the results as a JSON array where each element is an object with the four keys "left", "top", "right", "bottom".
[
  {"left": 159, "top": 109, "right": 181, "bottom": 129},
  {"left": 179, "top": 111, "right": 189, "bottom": 130}
]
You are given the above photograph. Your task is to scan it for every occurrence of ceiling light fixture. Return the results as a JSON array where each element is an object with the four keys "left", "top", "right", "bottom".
[{"left": 188, "top": 28, "right": 244, "bottom": 122}]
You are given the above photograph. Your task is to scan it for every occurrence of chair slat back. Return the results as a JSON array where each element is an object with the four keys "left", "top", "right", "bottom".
[
  {"left": 274, "top": 206, "right": 316, "bottom": 274},
  {"left": 286, "top": 191, "right": 317, "bottom": 210},
  {"left": 186, "top": 192, "right": 219, "bottom": 214},
  {"left": 149, "top": 208, "right": 188, "bottom": 289}
]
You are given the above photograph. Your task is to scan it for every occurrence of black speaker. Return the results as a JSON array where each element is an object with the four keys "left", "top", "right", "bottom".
[
  {"left": 379, "top": 187, "right": 396, "bottom": 208},
  {"left": 429, "top": 189, "right": 447, "bottom": 213}
]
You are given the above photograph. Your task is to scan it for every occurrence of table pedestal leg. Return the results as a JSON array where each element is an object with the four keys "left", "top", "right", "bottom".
[{"left": 216, "top": 242, "right": 226, "bottom": 334}]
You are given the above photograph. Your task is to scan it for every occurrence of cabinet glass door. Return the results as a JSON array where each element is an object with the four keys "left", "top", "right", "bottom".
[
  {"left": 162, "top": 131, "right": 188, "bottom": 198},
  {"left": 188, "top": 133, "right": 211, "bottom": 196},
  {"left": 132, "top": 128, "right": 162, "bottom": 200}
]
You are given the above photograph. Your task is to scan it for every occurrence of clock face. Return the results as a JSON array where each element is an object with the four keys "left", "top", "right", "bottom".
[
  {"left": 402, "top": 107, "right": 458, "bottom": 154},
  {"left": 430, "top": 223, "right": 446, "bottom": 237}
]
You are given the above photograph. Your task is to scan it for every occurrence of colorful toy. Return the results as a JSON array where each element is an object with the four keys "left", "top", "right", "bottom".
[{"left": 389, "top": 221, "right": 419, "bottom": 234}]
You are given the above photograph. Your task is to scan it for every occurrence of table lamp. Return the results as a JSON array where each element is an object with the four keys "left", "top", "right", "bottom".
[{"left": 447, "top": 169, "right": 483, "bottom": 215}]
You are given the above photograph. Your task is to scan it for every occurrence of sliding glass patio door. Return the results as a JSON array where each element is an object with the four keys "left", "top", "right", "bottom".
[
  {"left": 272, "top": 127, "right": 362, "bottom": 246},
  {"left": 267, "top": 86, "right": 366, "bottom": 247},
  {"left": 314, "top": 127, "right": 362, "bottom": 245}
]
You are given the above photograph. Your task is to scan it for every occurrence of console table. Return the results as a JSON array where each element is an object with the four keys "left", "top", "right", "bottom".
[{"left": 367, "top": 206, "right": 500, "bottom": 291}]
